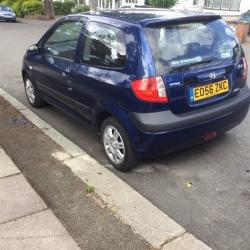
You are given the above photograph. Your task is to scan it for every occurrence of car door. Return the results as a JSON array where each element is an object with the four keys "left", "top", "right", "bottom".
[
  {"left": 33, "top": 18, "right": 84, "bottom": 110},
  {"left": 67, "top": 21, "right": 127, "bottom": 122}
]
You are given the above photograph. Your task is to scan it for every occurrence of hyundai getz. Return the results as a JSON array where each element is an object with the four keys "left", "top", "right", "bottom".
[{"left": 22, "top": 10, "right": 250, "bottom": 171}]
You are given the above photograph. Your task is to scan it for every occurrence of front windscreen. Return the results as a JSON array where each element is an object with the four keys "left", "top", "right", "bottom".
[{"left": 144, "top": 19, "right": 242, "bottom": 74}]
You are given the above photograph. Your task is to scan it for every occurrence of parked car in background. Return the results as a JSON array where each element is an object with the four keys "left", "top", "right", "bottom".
[
  {"left": 22, "top": 10, "right": 250, "bottom": 171},
  {"left": 0, "top": 5, "right": 16, "bottom": 22},
  {"left": 240, "top": 10, "right": 250, "bottom": 22}
]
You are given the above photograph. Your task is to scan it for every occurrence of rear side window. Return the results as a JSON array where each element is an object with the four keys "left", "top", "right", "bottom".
[
  {"left": 145, "top": 19, "right": 241, "bottom": 74},
  {"left": 43, "top": 21, "right": 83, "bottom": 60},
  {"left": 82, "top": 22, "right": 126, "bottom": 68}
]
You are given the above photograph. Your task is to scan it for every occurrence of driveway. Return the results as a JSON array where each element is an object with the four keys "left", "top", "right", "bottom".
[{"left": 0, "top": 18, "right": 250, "bottom": 250}]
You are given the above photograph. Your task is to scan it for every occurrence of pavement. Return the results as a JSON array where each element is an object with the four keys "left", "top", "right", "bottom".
[
  {"left": 0, "top": 96, "right": 152, "bottom": 250},
  {"left": 0, "top": 18, "right": 250, "bottom": 250},
  {"left": 0, "top": 147, "right": 80, "bottom": 250}
]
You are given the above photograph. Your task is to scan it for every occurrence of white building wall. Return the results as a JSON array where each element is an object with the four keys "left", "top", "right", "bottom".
[
  {"left": 174, "top": 0, "right": 250, "bottom": 15},
  {"left": 240, "top": 0, "right": 250, "bottom": 13}
]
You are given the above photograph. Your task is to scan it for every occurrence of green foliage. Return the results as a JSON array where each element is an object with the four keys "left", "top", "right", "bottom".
[
  {"left": 61, "top": 0, "right": 74, "bottom": 14},
  {"left": 85, "top": 185, "right": 95, "bottom": 194},
  {"left": 0, "top": 1, "right": 8, "bottom": 5},
  {"left": 149, "top": 0, "right": 177, "bottom": 8},
  {"left": 5, "top": 0, "right": 43, "bottom": 17},
  {"left": 6, "top": 0, "right": 16, "bottom": 6},
  {"left": 22, "top": 0, "right": 43, "bottom": 16},
  {"left": 53, "top": 0, "right": 75, "bottom": 15},
  {"left": 71, "top": 4, "right": 89, "bottom": 14},
  {"left": 12, "top": 0, "right": 24, "bottom": 16},
  {"left": 53, "top": 1, "right": 62, "bottom": 15}
]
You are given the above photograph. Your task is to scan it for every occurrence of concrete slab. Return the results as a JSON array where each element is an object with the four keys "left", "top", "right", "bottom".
[
  {"left": 0, "top": 209, "right": 80, "bottom": 250},
  {"left": 162, "top": 233, "right": 212, "bottom": 250},
  {"left": 1, "top": 92, "right": 26, "bottom": 110},
  {"left": 43, "top": 127, "right": 86, "bottom": 157},
  {"left": 0, "top": 174, "right": 46, "bottom": 223},
  {"left": 0, "top": 147, "right": 20, "bottom": 178}
]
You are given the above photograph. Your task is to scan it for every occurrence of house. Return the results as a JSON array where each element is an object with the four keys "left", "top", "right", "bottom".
[
  {"left": 84, "top": 0, "right": 145, "bottom": 9},
  {"left": 174, "top": 0, "right": 250, "bottom": 16}
]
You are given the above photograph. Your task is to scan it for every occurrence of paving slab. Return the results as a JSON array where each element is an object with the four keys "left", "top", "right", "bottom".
[
  {"left": 0, "top": 174, "right": 46, "bottom": 223},
  {"left": 0, "top": 209, "right": 80, "bottom": 250},
  {"left": 162, "top": 233, "right": 211, "bottom": 250},
  {"left": 0, "top": 147, "right": 20, "bottom": 178}
]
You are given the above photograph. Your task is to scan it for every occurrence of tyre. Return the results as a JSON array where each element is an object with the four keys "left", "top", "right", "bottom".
[
  {"left": 24, "top": 76, "right": 46, "bottom": 108},
  {"left": 101, "top": 117, "right": 137, "bottom": 172}
]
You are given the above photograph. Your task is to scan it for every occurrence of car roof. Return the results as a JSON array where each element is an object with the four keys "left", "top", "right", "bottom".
[{"left": 72, "top": 9, "right": 221, "bottom": 26}]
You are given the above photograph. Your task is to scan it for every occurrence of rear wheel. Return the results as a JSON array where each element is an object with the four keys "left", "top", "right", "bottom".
[
  {"left": 24, "top": 77, "right": 46, "bottom": 108},
  {"left": 101, "top": 117, "right": 137, "bottom": 172}
]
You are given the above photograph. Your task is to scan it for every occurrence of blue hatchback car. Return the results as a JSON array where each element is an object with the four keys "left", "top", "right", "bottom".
[{"left": 22, "top": 10, "right": 250, "bottom": 171}]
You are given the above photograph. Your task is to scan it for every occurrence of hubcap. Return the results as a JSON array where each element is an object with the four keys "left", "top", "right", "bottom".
[
  {"left": 103, "top": 125, "right": 125, "bottom": 164},
  {"left": 25, "top": 79, "right": 35, "bottom": 104}
]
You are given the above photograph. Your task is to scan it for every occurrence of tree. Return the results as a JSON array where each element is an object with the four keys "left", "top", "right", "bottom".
[
  {"left": 150, "top": 0, "right": 177, "bottom": 8},
  {"left": 44, "top": 0, "right": 55, "bottom": 19}
]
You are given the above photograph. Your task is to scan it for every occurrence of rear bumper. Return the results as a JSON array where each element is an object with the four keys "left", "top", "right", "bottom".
[
  {"left": 129, "top": 86, "right": 250, "bottom": 156},
  {"left": 130, "top": 86, "right": 250, "bottom": 133}
]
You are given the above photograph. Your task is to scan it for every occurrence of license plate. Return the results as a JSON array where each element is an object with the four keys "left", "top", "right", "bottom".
[{"left": 189, "top": 80, "right": 229, "bottom": 102}]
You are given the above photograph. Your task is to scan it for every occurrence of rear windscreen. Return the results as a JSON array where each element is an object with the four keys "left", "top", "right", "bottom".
[{"left": 144, "top": 19, "right": 241, "bottom": 74}]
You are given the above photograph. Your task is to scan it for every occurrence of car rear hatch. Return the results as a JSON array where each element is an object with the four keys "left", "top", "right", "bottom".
[{"left": 144, "top": 16, "right": 246, "bottom": 114}]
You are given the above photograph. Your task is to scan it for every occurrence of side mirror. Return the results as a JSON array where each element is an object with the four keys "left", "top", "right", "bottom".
[{"left": 28, "top": 44, "right": 39, "bottom": 52}]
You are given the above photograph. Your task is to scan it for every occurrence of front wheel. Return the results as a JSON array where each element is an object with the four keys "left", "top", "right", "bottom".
[{"left": 101, "top": 117, "right": 137, "bottom": 172}]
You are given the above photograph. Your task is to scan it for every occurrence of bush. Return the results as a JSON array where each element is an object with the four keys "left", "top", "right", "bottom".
[
  {"left": 71, "top": 4, "right": 89, "bottom": 13},
  {"left": 12, "top": 0, "right": 24, "bottom": 16},
  {"left": 22, "top": 0, "right": 43, "bottom": 16},
  {"left": 61, "top": 0, "right": 75, "bottom": 15},
  {"left": 0, "top": 1, "right": 8, "bottom": 5},
  {"left": 53, "top": 1, "right": 62, "bottom": 15},
  {"left": 53, "top": 0, "right": 75, "bottom": 15},
  {"left": 149, "top": 0, "right": 177, "bottom": 8}
]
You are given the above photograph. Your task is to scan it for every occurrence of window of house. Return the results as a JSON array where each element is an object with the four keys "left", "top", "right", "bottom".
[
  {"left": 221, "top": 0, "right": 230, "bottom": 9},
  {"left": 43, "top": 21, "right": 83, "bottom": 60},
  {"left": 213, "top": 0, "right": 221, "bottom": 9},
  {"left": 230, "top": 0, "right": 241, "bottom": 10},
  {"left": 204, "top": 0, "right": 241, "bottom": 10},
  {"left": 193, "top": 0, "right": 198, "bottom": 5},
  {"left": 82, "top": 22, "right": 126, "bottom": 68}
]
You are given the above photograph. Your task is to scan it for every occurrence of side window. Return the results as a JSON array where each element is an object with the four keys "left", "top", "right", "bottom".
[
  {"left": 43, "top": 21, "right": 83, "bottom": 60},
  {"left": 82, "top": 22, "right": 126, "bottom": 68}
]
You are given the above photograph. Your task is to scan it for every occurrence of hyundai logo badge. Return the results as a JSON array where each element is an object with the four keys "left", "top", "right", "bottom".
[{"left": 209, "top": 72, "right": 216, "bottom": 79}]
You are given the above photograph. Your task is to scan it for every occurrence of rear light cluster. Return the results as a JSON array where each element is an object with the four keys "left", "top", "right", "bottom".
[
  {"left": 242, "top": 57, "right": 248, "bottom": 81},
  {"left": 131, "top": 76, "right": 168, "bottom": 103}
]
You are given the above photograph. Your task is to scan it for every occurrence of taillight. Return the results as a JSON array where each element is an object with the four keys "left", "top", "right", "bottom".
[
  {"left": 242, "top": 57, "right": 248, "bottom": 81},
  {"left": 131, "top": 76, "right": 168, "bottom": 103}
]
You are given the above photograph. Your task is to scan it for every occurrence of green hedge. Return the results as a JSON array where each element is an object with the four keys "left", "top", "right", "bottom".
[
  {"left": 53, "top": 0, "right": 75, "bottom": 15},
  {"left": 149, "top": 0, "right": 177, "bottom": 8},
  {"left": 53, "top": 1, "right": 62, "bottom": 15},
  {"left": 22, "top": 0, "right": 43, "bottom": 16},
  {"left": 9, "top": 0, "right": 43, "bottom": 17},
  {"left": 12, "top": 0, "right": 24, "bottom": 16},
  {"left": 71, "top": 4, "right": 89, "bottom": 13}
]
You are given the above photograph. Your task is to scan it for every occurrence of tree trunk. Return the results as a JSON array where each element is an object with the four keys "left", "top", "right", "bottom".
[
  {"left": 44, "top": 0, "right": 55, "bottom": 19},
  {"left": 89, "top": 0, "right": 98, "bottom": 11}
]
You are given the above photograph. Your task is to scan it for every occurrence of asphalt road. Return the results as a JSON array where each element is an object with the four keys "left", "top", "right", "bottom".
[{"left": 1, "top": 19, "right": 250, "bottom": 250}]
